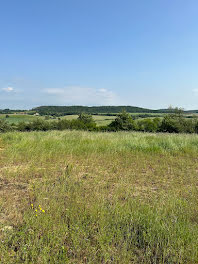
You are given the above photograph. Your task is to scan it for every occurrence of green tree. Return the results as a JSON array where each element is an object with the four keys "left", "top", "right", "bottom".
[
  {"left": 77, "top": 113, "right": 94, "bottom": 124},
  {"left": 160, "top": 108, "right": 193, "bottom": 133},
  {"left": 77, "top": 113, "right": 96, "bottom": 130},
  {"left": 109, "top": 111, "right": 136, "bottom": 131},
  {"left": 137, "top": 118, "right": 161, "bottom": 132}
]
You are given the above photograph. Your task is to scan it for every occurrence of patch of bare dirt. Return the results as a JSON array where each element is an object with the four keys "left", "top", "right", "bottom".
[{"left": 0, "top": 177, "right": 29, "bottom": 227}]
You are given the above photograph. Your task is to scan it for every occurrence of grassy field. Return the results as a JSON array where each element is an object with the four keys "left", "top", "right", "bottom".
[
  {"left": 1, "top": 113, "right": 197, "bottom": 127},
  {"left": 0, "top": 114, "right": 116, "bottom": 126},
  {"left": 62, "top": 115, "right": 117, "bottom": 126},
  {"left": 0, "top": 114, "right": 42, "bottom": 124},
  {"left": 0, "top": 131, "right": 198, "bottom": 263}
]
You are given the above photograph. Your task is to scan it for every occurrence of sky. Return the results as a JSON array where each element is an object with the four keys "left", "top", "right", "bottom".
[{"left": 0, "top": 0, "right": 198, "bottom": 110}]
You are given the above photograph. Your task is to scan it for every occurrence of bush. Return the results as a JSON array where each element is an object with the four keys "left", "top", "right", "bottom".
[
  {"left": 160, "top": 116, "right": 179, "bottom": 133},
  {"left": 194, "top": 121, "right": 198, "bottom": 133},
  {"left": 77, "top": 113, "right": 96, "bottom": 130},
  {"left": 17, "top": 120, "right": 52, "bottom": 132},
  {"left": 159, "top": 110, "right": 196, "bottom": 133},
  {"left": 0, "top": 119, "right": 12, "bottom": 133},
  {"left": 109, "top": 111, "right": 137, "bottom": 131},
  {"left": 78, "top": 113, "right": 94, "bottom": 123},
  {"left": 137, "top": 118, "right": 161, "bottom": 132}
]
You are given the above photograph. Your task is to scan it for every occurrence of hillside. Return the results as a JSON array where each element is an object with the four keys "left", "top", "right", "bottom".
[
  {"left": 32, "top": 105, "right": 188, "bottom": 116},
  {"left": 32, "top": 105, "right": 155, "bottom": 115},
  {"left": 1, "top": 106, "right": 198, "bottom": 116}
]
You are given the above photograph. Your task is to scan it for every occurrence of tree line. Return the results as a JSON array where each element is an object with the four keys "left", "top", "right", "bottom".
[
  {"left": 1, "top": 109, "right": 198, "bottom": 133},
  {"left": 32, "top": 105, "right": 179, "bottom": 116}
]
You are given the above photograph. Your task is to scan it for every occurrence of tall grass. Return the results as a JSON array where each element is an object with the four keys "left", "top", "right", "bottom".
[{"left": 0, "top": 131, "right": 198, "bottom": 263}]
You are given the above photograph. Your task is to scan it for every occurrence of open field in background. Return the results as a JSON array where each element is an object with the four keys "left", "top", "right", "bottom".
[
  {"left": 0, "top": 114, "right": 117, "bottom": 126},
  {"left": 62, "top": 115, "right": 117, "bottom": 126},
  {"left": 0, "top": 114, "right": 43, "bottom": 124},
  {"left": 0, "top": 130, "right": 198, "bottom": 263},
  {"left": 1, "top": 112, "right": 198, "bottom": 127}
]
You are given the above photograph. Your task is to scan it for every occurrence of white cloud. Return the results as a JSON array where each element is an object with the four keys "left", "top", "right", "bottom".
[
  {"left": 44, "top": 88, "right": 65, "bottom": 95},
  {"left": 2, "top": 86, "right": 14, "bottom": 92},
  {"left": 192, "top": 89, "right": 198, "bottom": 94},
  {"left": 43, "top": 86, "right": 121, "bottom": 105}
]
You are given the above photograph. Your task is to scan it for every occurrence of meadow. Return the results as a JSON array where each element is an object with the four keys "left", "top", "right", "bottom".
[
  {"left": 62, "top": 115, "right": 117, "bottom": 126},
  {"left": 0, "top": 114, "right": 116, "bottom": 126},
  {"left": 0, "top": 130, "right": 198, "bottom": 263},
  {"left": 0, "top": 114, "right": 41, "bottom": 124},
  {"left": 0, "top": 112, "right": 196, "bottom": 127}
]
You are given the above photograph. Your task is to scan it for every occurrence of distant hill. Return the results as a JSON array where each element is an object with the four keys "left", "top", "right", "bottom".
[
  {"left": 32, "top": 105, "right": 196, "bottom": 116},
  {"left": 32, "top": 105, "right": 160, "bottom": 116},
  {"left": 185, "top": 110, "right": 198, "bottom": 113},
  {"left": 1, "top": 106, "right": 197, "bottom": 116},
  {"left": 0, "top": 109, "right": 26, "bottom": 114}
]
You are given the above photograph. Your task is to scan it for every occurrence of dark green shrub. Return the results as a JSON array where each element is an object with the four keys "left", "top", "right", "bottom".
[
  {"left": 159, "top": 108, "right": 195, "bottom": 133},
  {"left": 17, "top": 120, "right": 51, "bottom": 132},
  {"left": 137, "top": 118, "right": 161, "bottom": 132},
  {"left": 77, "top": 113, "right": 96, "bottom": 130},
  {"left": 0, "top": 119, "right": 12, "bottom": 132},
  {"left": 109, "top": 111, "right": 137, "bottom": 131},
  {"left": 160, "top": 113, "right": 196, "bottom": 133},
  {"left": 194, "top": 120, "right": 198, "bottom": 133},
  {"left": 78, "top": 113, "right": 94, "bottom": 123},
  {"left": 17, "top": 121, "right": 31, "bottom": 131}
]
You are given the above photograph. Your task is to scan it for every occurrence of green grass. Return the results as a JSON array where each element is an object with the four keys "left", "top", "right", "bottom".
[
  {"left": 0, "top": 114, "right": 116, "bottom": 126},
  {"left": 1, "top": 113, "right": 197, "bottom": 127},
  {"left": 0, "top": 114, "right": 43, "bottom": 124},
  {"left": 61, "top": 114, "right": 116, "bottom": 126},
  {"left": 0, "top": 131, "right": 198, "bottom": 263}
]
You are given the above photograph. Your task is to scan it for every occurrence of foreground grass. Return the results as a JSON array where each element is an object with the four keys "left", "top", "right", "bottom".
[{"left": 0, "top": 131, "right": 198, "bottom": 263}]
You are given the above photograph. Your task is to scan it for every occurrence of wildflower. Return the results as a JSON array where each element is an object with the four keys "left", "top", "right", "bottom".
[
  {"left": 35, "top": 209, "right": 37, "bottom": 212},
  {"left": 31, "top": 204, "right": 33, "bottom": 208},
  {"left": 35, "top": 215, "right": 38, "bottom": 217},
  {"left": 42, "top": 210, "right": 45, "bottom": 213},
  {"left": 40, "top": 208, "right": 42, "bottom": 211}
]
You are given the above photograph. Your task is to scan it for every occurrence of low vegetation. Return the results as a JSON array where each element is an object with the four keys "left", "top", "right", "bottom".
[{"left": 0, "top": 130, "right": 198, "bottom": 263}]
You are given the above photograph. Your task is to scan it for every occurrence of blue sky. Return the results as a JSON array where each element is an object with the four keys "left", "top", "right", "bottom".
[{"left": 0, "top": 0, "right": 198, "bottom": 109}]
